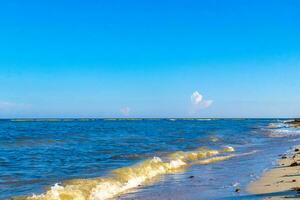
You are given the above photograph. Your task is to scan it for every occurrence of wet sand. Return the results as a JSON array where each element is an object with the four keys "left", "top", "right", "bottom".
[{"left": 247, "top": 146, "right": 300, "bottom": 199}]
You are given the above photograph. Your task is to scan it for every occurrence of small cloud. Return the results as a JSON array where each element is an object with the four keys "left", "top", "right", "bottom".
[
  {"left": 190, "top": 91, "right": 213, "bottom": 112},
  {"left": 201, "top": 99, "right": 213, "bottom": 108},
  {"left": 0, "top": 101, "right": 30, "bottom": 111},
  {"left": 191, "top": 91, "right": 203, "bottom": 105},
  {"left": 120, "top": 107, "right": 130, "bottom": 116},
  {"left": 0, "top": 101, "right": 15, "bottom": 109},
  {"left": 0, "top": 101, "right": 31, "bottom": 117}
]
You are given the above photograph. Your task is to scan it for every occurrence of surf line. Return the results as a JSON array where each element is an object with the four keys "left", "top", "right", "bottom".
[{"left": 13, "top": 147, "right": 257, "bottom": 200}]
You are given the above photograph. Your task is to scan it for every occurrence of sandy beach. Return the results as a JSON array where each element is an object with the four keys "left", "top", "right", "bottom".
[{"left": 247, "top": 144, "right": 300, "bottom": 199}]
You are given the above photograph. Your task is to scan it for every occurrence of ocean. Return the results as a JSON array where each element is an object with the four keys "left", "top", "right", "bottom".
[{"left": 1, "top": 118, "right": 299, "bottom": 200}]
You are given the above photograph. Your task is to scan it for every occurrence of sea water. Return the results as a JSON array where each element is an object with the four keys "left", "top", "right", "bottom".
[{"left": 1, "top": 119, "right": 299, "bottom": 200}]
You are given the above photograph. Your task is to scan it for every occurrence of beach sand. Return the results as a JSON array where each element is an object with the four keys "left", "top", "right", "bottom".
[{"left": 247, "top": 146, "right": 300, "bottom": 199}]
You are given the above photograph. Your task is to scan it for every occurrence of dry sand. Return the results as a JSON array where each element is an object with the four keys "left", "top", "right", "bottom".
[{"left": 247, "top": 146, "right": 300, "bottom": 199}]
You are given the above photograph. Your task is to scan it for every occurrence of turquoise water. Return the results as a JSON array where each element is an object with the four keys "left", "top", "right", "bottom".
[{"left": 0, "top": 119, "right": 298, "bottom": 199}]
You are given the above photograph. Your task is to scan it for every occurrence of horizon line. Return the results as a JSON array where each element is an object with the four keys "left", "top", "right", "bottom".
[{"left": 0, "top": 117, "right": 298, "bottom": 120}]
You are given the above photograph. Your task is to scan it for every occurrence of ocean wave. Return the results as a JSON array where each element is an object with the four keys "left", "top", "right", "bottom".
[
  {"left": 13, "top": 146, "right": 237, "bottom": 200},
  {"left": 288, "top": 138, "right": 300, "bottom": 142},
  {"left": 267, "top": 122, "right": 289, "bottom": 129},
  {"left": 268, "top": 129, "right": 300, "bottom": 137},
  {"left": 265, "top": 121, "right": 300, "bottom": 138},
  {"left": 168, "top": 118, "right": 214, "bottom": 121},
  {"left": 196, "top": 118, "right": 213, "bottom": 121}
]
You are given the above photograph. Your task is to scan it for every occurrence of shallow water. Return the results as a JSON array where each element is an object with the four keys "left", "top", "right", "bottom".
[{"left": 0, "top": 119, "right": 298, "bottom": 200}]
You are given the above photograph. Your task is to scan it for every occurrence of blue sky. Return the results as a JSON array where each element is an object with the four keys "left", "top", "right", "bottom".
[{"left": 0, "top": 0, "right": 300, "bottom": 118}]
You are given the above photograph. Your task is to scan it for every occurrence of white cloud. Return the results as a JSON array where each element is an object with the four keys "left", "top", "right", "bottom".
[
  {"left": 0, "top": 101, "right": 31, "bottom": 117},
  {"left": 0, "top": 101, "right": 15, "bottom": 109},
  {"left": 190, "top": 91, "right": 213, "bottom": 111},
  {"left": 120, "top": 107, "right": 130, "bottom": 116},
  {"left": 191, "top": 91, "right": 203, "bottom": 105},
  {"left": 0, "top": 101, "right": 30, "bottom": 111},
  {"left": 201, "top": 99, "right": 213, "bottom": 108}
]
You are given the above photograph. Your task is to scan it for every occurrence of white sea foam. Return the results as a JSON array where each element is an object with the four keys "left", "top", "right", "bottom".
[
  {"left": 269, "top": 129, "right": 300, "bottom": 137},
  {"left": 267, "top": 122, "right": 289, "bottom": 129},
  {"left": 196, "top": 118, "right": 213, "bottom": 121},
  {"left": 266, "top": 121, "right": 300, "bottom": 138}
]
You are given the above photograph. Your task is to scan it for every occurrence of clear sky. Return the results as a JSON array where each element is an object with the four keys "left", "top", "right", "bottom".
[{"left": 1, "top": 0, "right": 300, "bottom": 118}]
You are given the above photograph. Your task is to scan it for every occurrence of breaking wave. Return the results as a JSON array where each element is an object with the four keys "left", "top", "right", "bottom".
[
  {"left": 13, "top": 146, "right": 236, "bottom": 200},
  {"left": 267, "top": 121, "right": 300, "bottom": 138},
  {"left": 268, "top": 129, "right": 300, "bottom": 137}
]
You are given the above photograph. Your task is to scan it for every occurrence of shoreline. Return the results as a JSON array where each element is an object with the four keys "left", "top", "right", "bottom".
[
  {"left": 247, "top": 145, "right": 300, "bottom": 199},
  {"left": 3, "top": 119, "right": 300, "bottom": 200}
]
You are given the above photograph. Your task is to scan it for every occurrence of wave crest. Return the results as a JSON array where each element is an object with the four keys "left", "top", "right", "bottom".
[{"left": 14, "top": 146, "right": 236, "bottom": 200}]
